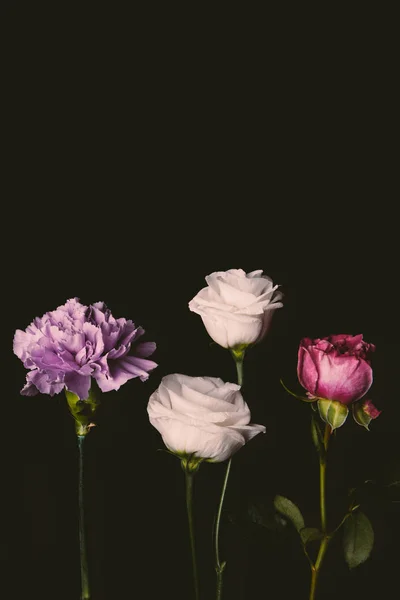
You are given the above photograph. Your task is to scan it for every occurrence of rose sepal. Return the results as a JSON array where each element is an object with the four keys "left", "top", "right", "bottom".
[
  {"left": 311, "top": 415, "right": 327, "bottom": 460},
  {"left": 280, "top": 379, "right": 316, "bottom": 402},
  {"left": 317, "top": 398, "right": 349, "bottom": 431}
]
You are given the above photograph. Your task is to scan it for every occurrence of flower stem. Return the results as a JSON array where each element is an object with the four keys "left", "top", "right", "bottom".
[
  {"left": 309, "top": 535, "right": 330, "bottom": 600},
  {"left": 214, "top": 349, "right": 245, "bottom": 600},
  {"left": 78, "top": 435, "right": 90, "bottom": 600},
  {"left": 235, "top": 357, "right": 244, "bottom": 387},
  {"left": 185, "top": 470, "right": 200, "bottom": 600},
  {"left": 309, "top": 425, "right": 331, "bottom": 600},
  {"left": 215, "top": 458, "right": 231, "bottom": 599}
]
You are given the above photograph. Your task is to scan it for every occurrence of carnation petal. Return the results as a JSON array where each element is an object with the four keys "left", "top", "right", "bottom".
[
  {"left": 135, "top": 341, "right": 157, "bottom": 358},
  {"left": 64, "top": 372, "right": 91, "bottom": 401}
]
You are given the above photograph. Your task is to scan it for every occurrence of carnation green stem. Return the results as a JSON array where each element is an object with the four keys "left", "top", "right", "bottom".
[
  {"left": 78, "top": 435, "right": 90, "bottom": 600},
  {"left": 215, "top": 349, "right": 245, "bottom": 600},
  {"left": 185, "top": 470, "right": 200, "bottom": 600},
  {"left": 309, "top": 425, "right": 331, "bottom": 600}
]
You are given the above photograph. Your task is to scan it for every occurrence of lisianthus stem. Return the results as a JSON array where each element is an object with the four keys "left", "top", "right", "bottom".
[
  {"left": 214, "top": 457, "right": 231, "bottom": 599},
  {"left": 235, "top": 358, "right": 244, "bottom": 387},
  {"left": 215, "top": 350, "right": 245, "bottom": 600},
  {"left": 185, "top": 470, "right": 200, "bottom": 600},
  {"left": 78, "top": 435, "right": 90, "bottom": 600},
  {"left": 309, "top": 425, "right": 331, "bottom": 600}
]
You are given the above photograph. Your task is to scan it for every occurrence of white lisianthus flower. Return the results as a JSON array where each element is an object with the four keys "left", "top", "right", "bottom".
[
  {"left": 147, "top": 373, "right": 265, "bottom": 462},
  {"left": 188, "top": 269, "right": 283, "bottom": 349}
]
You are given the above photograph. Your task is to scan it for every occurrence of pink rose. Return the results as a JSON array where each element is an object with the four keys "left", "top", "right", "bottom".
[{"left": 297, "top": 334, "right": 375, "bottom": 405}]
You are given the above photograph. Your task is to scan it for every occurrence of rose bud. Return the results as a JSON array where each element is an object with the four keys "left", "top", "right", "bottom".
[
  {"left": 147, "top": 373, "right": 265, "bottom": 463},
  {"left": 189, "top": 269, "right": 283, "bottom": 350},
  {"left": 353, "top": 399, "right": 382, "bottom": 430}
]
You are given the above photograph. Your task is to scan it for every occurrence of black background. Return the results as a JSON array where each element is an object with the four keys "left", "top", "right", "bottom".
[{"left": 1, "top": 5, "right": 399, "bottom": 600}]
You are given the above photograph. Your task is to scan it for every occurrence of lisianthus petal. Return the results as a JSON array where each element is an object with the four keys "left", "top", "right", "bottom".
[
  {"left": 170, "top": 374, "right": 226, "bottom": 394},
  {"left": 168, "top": 386, "right": 240, "bottom": 417},
  {"left": 215, "top": 279, "right": 258, "bottom": 309},
  {"left": 189, "top": 269, "right": 282, "bottom": 349},
  {"left": 147, "top": 373, "right": 265, "bottom": 462}
]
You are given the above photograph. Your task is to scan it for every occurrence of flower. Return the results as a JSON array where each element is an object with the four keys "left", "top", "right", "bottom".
[
  {"left": 352, "top": 398, "right": 382, "bottom": 430},
  {"left": 298, "top": 334, "right": 374, "bottom": 405},
  {"left": 362, "top": 399, "right": 381, "bottom": 419},
  {"left": 147, "top": 373, "right": 265, "bottom": 462},
  {"left": 13, "top": 298, "right": 157, "bottom": 400},
  {"left": 188, "top": 269, "right": 283, "bottom": 349}
]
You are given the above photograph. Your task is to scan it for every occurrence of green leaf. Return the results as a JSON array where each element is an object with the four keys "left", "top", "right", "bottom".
[
  {"left": 343, "top": 510, "right": 374, "bottom": 569},
  {"left": 274, "top": 495, "right": 305, "bottom": 532},
  {"left": 247, "top": 502, "right": 286, "bottom": 531},
  {"left": 300, "top": 527, "right": 323, "bottom": 544}
]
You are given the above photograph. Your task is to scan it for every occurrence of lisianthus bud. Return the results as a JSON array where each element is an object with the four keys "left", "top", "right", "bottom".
[
  {"left": 352, "top": 399, "right": 381, "bottom": 430},
  {"left": 317, "top": 398, "right": 349, "bottom": 431}
]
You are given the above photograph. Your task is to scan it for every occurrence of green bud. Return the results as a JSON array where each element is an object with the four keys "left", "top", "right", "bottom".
[
  {"left": 317, "top": 398, "right": 349, "bottom": 431},
  {"left": 352, "top": 399, "right": 381, "bottom": 430},
  {"left": 65, "top": 387, "right": 100, "bottom": 436},
  {"left": 231, "top": 344, "right": 248, "bottom": 362},
  {"left": 179, "top": 453, "right": 204, "bottom": 473}
]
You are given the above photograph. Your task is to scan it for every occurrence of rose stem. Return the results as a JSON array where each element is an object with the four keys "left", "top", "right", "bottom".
[
  {"left": 185, "top": 469, "right": 200, "bottom": 600},
  {"left": 78, "top": 435, "right": 90, "bottom": 600},
  {"left": 309, "top": 424, "right": 331, "bottom": 600},
  {"left": 214, "top": 349, "right": 245, "bottom": 600}
]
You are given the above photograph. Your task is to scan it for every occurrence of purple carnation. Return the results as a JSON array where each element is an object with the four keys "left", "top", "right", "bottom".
[{"left": 13, "top": 298, "right": 157, "bottom": 400}]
